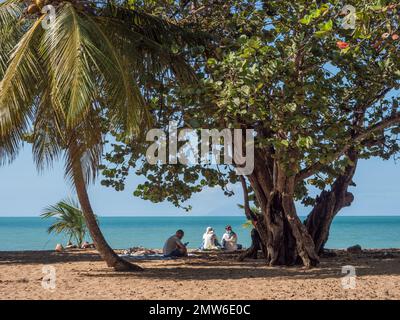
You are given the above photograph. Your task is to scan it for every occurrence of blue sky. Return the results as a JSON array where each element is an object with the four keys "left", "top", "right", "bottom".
[{"left": 0, "top": 144, "right": 399, "bottom": 217}]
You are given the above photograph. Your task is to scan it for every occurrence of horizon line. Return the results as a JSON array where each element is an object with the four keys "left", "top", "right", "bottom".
[{"left": 1, "top": 214, "right": 400, "bottom": 218}]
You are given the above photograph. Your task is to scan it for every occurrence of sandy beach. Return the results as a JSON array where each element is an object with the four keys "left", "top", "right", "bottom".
[{"left": 1, "top": 249, "right": 400, "bottom": 300}]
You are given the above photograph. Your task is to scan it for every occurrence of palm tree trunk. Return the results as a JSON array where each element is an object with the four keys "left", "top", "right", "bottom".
[{"left": 69, "top": 147, "right": 142, "bottom": 272}]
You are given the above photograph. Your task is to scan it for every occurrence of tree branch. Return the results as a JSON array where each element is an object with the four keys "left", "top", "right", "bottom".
[
  {"left": 296, "top": 112, "right": 400, "bottom": 181},
  {"left": 240, "top": 175, "right": 256, "bottom": 221}
]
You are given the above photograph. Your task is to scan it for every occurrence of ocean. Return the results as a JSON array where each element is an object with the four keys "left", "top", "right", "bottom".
[{"left": 0, "top": 216, "right": 399, "bottom": 251}]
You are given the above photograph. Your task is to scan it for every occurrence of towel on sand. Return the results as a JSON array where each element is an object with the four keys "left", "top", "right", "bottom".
[
  {"left": 119, "top": 253, "right": 196, "bottom": 260},
  {"left": 119, "top": 253, "right": 173, "bottom": 260}
]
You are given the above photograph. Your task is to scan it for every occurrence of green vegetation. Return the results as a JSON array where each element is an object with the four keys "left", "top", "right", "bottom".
[
  {"left": 1, "top": 0, "right": 400, "bottom": 268},
  {"left": 103, "top": 1, "right": 400, "bottom": 267},
  {"left": 0, "top": 0, "right": 196, "bottom": 271},
  {"left": 41, "top": 199, "right": 89, "bottom": 246}
]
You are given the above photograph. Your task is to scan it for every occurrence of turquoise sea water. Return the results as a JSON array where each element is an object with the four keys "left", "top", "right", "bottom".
[{"left": 0, "top": 216, "right": 399, "bottom": 251}]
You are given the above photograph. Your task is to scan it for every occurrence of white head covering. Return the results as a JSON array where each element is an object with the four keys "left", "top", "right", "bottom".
[{"left": 203, "top": 227, "right": 217, "bottom": 249}]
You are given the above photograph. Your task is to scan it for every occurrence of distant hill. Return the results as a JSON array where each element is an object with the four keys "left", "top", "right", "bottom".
[{"left": 201, "top": 203, "right": 243, "bottom": 217}]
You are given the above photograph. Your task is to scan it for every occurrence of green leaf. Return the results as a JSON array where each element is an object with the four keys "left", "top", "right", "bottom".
[
  {"left": 321, "top": 19, "right": 333, "bottom": 31},
  {"left": 299, "top": 16, "right": 312, "bottom": 25}
]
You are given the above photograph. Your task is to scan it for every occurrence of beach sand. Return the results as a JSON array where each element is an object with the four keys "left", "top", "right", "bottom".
[{"left": 0, "top": 249, "right": 400, "bottom": 300}]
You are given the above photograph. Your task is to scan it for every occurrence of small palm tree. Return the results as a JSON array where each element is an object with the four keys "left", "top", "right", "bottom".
[{"left": 41, "top": 199, "right": 89, "bottom": 247}]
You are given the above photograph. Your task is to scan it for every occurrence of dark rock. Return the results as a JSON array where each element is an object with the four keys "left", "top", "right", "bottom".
[
  {"left": 320, "top": 249, "right": 338, "bottom": 258},
  {"left": 347, "top": 245, "right": 362, "bottom": 254},
  {"left": 373, "top": 252, "right": 395, "bottom": 259},
  {"left": 383, "top": 252, "right": 395, "bottom": 259}
]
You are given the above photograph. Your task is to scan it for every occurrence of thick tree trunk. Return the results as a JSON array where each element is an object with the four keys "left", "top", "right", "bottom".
[
  {"left": 261, "top": 191, "right": 319, "bottom": 267},
  {"left": 69, "top": 147, "right": 143, "bottom": 272},
  {"left": 248, "top": 169, "right": 319, "bottom": 268},
  {"left": 304, "top": 150, "right": 358, "bottom": 254},
  {"left": 304, "top": 189, "right": 354, "bottom": 254}
]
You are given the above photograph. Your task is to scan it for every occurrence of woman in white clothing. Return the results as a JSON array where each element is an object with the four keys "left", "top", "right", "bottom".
[{"left": 201, "top": 227, "right": 220, "bottom": 250}]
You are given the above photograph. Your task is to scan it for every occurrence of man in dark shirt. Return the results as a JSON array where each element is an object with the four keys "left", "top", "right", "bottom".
[{"left": 163, "top": 230, "right": 188, "bottom": 257}]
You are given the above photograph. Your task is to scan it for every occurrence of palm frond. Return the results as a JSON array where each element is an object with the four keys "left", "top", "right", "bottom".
[
  {"left": 0, "top": 17, "right": 44, "bottom": 161},
  {"left": 41, "top": 198, "right": 89, "bottom": 245},
  {"left": 31, "top": 87, "right": 64, "bottom": 172},
  {"left": 0, "top": 0, "right": 23, "bottom": 78},
  {"left": 63, "top": 110, "right": 104, "bottom": 185},
  {"left": 40, "top": 3, "right": 99, "bottom": 129},
  {"left": 100, "top": 4, "right": 206, "bottom": 49},
  {"left": 41, "top": 3, "right": 150, "bottom": 136},
  {"left": 0, "top": 17, "right": 43, "bottom": 134},
  {"left": 242, "top": 220, "right": 253, "bottom": 229},
  {"left": 1, "top": 1, "right": 200, "bottom": 182},
  {"left": 0, "top": 131, "right": 19, "bottom": 164},
  {"left": 81, "top": 12, "right": 147, "bottom": 135},
  {"left": 95, "top": 7, "right": 198, "bottom": 85},
  {"left": 0, "top": 0, "right": 22, "bottom": 28}
]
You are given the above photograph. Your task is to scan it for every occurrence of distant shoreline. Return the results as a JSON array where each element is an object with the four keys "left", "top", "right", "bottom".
[
  {"left": 1, "top": 215, "right": 400, "bottom": 218},
  {"left": 1, "top": 247, "right": 400, "bottom": 254}
]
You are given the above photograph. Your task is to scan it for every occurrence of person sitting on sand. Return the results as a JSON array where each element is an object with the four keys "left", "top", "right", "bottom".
[
  {"left": 221, "top": 225, "right": 242, "bottom": 251},
  {"left": 81, "top": 241, "right": 95, "bottom": 249},
  {"left": 163, "top": 230, "right": 188, "bottom": 257},
  {"left": 201, "top": 227, "right": 221, "bottom": 250},
  {"left": 65, "top": 241, "right": 78, "bottom": 249},
  {"left": 55, "top": 243, "right": 64, "bottom": 252}
]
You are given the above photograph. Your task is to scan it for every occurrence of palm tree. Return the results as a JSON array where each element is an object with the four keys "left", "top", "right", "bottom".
[
  {"left": 41, "top": 198, "right": 89, "bottom": 247},
  {"left": 0, "top": 0, "right": 196, "bottom": 271}
]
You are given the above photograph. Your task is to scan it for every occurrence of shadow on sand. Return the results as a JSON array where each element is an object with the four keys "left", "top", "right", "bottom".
[
  {"left": 1, "top": 249, "right": 400, "bottom": 281},
  {"left": 0, "top": 250, "right": 103, "bottom": 265}
]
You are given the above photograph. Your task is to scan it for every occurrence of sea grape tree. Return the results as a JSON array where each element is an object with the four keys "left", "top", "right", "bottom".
[{"left": 103, "top": 0, "right": 400, "bottom": 267}]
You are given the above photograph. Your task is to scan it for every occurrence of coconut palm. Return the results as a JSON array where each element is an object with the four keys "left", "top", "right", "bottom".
[
  {"left": 41, "top": 198, "right": 89, "bottom": 246},
  {"left": 0, "top": 0, "right": 196, "bottom": 271}
]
